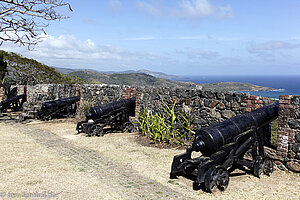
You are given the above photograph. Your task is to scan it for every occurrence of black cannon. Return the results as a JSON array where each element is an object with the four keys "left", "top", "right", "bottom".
[
  {"left": 0, "top": 94, "right": 26, "bottom": 113},
  {"left": 170, "top": 102, "right": 278, "bottom": 192},
  {"left": 37, "top": 96, "right": 80, "bottom": 120},
  {"left": 76, "top": 98, "right": 136, "bottom": 136}
]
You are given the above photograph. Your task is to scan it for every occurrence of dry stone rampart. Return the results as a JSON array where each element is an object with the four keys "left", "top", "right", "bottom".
[{"left": 6, "top": 84, "right": 299, "bottom": 171}]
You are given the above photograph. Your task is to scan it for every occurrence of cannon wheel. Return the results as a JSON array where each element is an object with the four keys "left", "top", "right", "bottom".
[
  {"left": 87, "top": 125, "right": 97, "bottom": 136},
  {"left": 205, "top": 166, "right": 229, "bottom": 193},
  {"left": 263, "top": 157, "right": 274, "bottom": 176},
  {"left": 253, "top": 156, "right": 264, "bottom": 178},
  {"left": 93, "top": 126, "right": 104, "bottom": 137},
  {"left": 43, "top": 115, "right": 52, "bottom": 121},
  {"left": 123, "top": 122, "right": 135, "bottom": 133}
]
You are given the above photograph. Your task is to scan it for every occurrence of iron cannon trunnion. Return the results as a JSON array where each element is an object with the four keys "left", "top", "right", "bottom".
[{"left": 170, "top": 102, "right": 278, "bottom": 193}]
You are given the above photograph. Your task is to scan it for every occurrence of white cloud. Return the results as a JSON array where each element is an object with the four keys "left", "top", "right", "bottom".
[
  {"left": 248, "top": 40, "right": 300, "bottom": 53},
  {"left": 136, "top": 1, "right": 162, "bottom": 16},
  {"left": 136, "top": 0, "right": 233, "bottom": 20},
  {"left": 1, "top": 34, "right": 161, "bottom": 71},
  {"left": 124, "top": 35, "right": 241, "bottom": 41},
  {"left": 173, "top": 0, "right": 233, "bottom": 19},
  {"left": 125, "top": 36, "right": 156, "bottom": 41},
  {"left": 178, "top": 48, "right": 219, "bottom": 60},
  {"left": 109, "top": 0, "right": 122, "bottom": 14}
]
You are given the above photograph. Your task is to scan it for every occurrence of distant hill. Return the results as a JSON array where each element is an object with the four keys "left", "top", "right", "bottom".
[
  {"left": 55, "top": 67, "right": 179, "bottom": 80},
  {"left": 199, "top": 82, "right": 274, "bottom": 92},
  {"left": 133, "top": 69, "right": 178, "bottom": 80},
  {"left": 68, "top": 70, "right": 274, "bottom": 91},
  {"left": 1, "top": 51, "right": 274, "bottom": 91},
  {"left": 68, "top": 70, "right": 195, "bottom": 88},
  {"left": 1, "top": 51, "right": 85, "bottom": 85}
]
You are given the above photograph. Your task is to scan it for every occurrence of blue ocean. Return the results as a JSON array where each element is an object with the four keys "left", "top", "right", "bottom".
[{"left": 174, "top": 75, "right": 300, "bottom": 99}]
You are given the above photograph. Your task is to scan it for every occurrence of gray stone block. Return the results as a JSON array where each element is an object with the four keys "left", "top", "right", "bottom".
[
  {"left": 288, "top": 119, "right": 300, "bottom": 129},
  {"left": 295, "top": 133, "right": 300, "bottom": 143}
]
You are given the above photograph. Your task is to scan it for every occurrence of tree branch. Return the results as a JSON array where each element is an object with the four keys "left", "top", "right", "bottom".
[{"left": 0, "top": 0, "right": 72, "bottom": 47}]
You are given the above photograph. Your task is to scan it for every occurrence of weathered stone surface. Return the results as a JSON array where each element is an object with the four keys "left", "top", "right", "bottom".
[
  {"left": 221, "top": 110, "right": 236, "bottom": 119},
  {"left": 288, "top": 150, "right": 296, "bottom": 159},
  {"left": 286, "top": 160, "right": 300, "bottom": 173},
  {"left": 217, "top": 102, "right": 226, "bottom": 110},
  {"left": 288, "top": 119, "right": 300, "bottom": 129},
  {"left": 12, "top": 84, "right": 281, "bottom": 137},
  {"left": 210, "top": 109, "right": 221, "bottom": 119},
  {"left": 295, "top": 133, "right": 300, "bottom": 143},
  {"left": 274, "top": 160, "right": 282, "bottom": 165},
  {"left": 210, "top": 100, "right": 219, "bottom": 108},
  {"left": 224, "top": 101, "right": 231, "bottom": 108},
  {"left": 216, "top": 92, "right": 225, "bottom": 100},
  {"left": 208, "top": 119, "right": 218, "bottom": 126},
  {"left": 276, "top": 162, "right": 288, "bottom": 171},
  {"left": 203, "top": 91, "right": 215, "bottom": 99},
  {"left": 291, "top": 96, "right": 300, "bottom": 105},
  {"left": 231, "top": 101, "right": 240, "bottom": 110},
  {"left": 194, "top": 118, "right": 207, "bottom": 126},
  {"left": 233, "top": 93, "right": 242, "bottom": 102},
  {"left": 292, "top": 143, "right": 300, "bottom": 153},
  {"left": 182, "top": 105, "right": 190, "bottom": 113},
  {"left": 225, "top": 94, "right": 233, "bottom": 101}
]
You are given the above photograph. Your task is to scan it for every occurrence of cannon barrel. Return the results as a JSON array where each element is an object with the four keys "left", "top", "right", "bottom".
[
  {"left": 41, "top": 96, "right": 80, "bottom": 109},
  {"left": 0, "top": 94, "right": 26, "bottom": 106},
  {"left": 86, "top": 98, "right": 136, "bottom": 120},
  {"left": 192, "top": 101, "right": 279, "bottom": 155}
]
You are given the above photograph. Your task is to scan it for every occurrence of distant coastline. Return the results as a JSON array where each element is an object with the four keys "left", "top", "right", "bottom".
[{"left": 174, "top": 75, "right": 300, "bottom": 99}]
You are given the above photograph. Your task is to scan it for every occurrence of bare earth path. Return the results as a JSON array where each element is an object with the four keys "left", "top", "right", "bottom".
[
  {"left": 0, "top": 118, "right": 299, "bottom": 199},
  {"left": 0, "top": 119, "right": 187, "bottom": 200}
]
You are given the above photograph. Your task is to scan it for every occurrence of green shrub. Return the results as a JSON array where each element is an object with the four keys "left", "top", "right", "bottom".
[{"left": 137, "top": 103, "right": 195, "bottom": 146}]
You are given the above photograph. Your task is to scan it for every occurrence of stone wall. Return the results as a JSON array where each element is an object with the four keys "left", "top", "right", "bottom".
[
  {"left": 7, "top": 84, "right": 300, "bottom": 171},
  {"left": 137, "top": 87, "right": 273, "bottom": 129},
  {"left": 10, "top": 84, "right": 273, "bottom": 128},
  {"left": 277, "top": 95, "right": 300, "bottom": 172},
  {"left": 11, "top": 84, "right": 273, "bottom": 127}
]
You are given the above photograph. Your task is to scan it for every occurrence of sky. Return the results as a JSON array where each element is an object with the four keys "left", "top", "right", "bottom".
[{"left": 1, "top": 0, "right": 300, "bottom": 76}]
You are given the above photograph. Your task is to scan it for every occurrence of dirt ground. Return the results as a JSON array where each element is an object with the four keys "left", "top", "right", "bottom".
[{"left": 0, "top": 118, "right": 299, "bottom": 199}]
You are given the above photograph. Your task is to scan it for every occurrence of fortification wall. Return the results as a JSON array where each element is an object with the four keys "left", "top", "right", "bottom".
[
  {"left": 8, "top": 84, "right": 300, "bottom": 172},
  {"left": 12, "top": 84, "right": 271, "bottom": 128},
  {"left": 277, "top": 95, "right": 300, "bottom": 172}
]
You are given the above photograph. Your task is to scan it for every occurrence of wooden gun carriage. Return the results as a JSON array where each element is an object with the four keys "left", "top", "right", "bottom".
[
  {"left": 76, "top": 98, "right": 136, "bottom": 136},
  {"left": 170, "top": 102, "right": 278, "bottom": 192},
  {"left": 0, "top": 94, "right": 26, "bottom": 113},
  {"left": 37, "top": 96, "right": 80, "bottom": 120}
]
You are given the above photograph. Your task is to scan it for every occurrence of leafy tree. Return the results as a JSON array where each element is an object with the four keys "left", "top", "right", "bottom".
[{"left": 0, "top": 0, "right": 72, "bottom": 47}]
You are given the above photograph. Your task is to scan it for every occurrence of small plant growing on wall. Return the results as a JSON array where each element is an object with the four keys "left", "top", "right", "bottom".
[{"left": 77, "top": 96, "right": 95, "bottom": 118}]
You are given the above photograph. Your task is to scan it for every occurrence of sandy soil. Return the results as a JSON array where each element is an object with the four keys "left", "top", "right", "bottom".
[
  {"left": 0, "top": 120, "right": 124, "bottom": 200},
  {"left": 0, "top": 118, "right": 299, "bottom": 199}
]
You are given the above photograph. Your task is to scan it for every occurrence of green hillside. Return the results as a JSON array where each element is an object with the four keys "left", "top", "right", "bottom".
[
  {"left": 0, "top": 51, "right": 274, "bottom": 92},
  {"left": 68, "top": 70, "right": 196, "bottom": 88},
  {"left": 1, "top": 51, "right": 85, "bottom": 85},
  {"left": 200, "top": 82, "right": 274, "bottom": 92}
]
